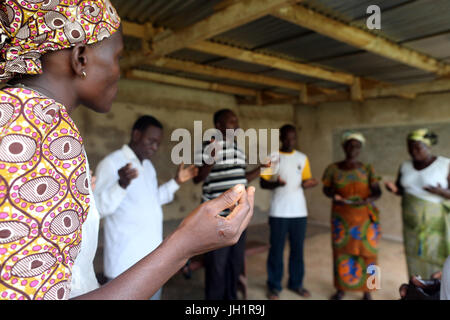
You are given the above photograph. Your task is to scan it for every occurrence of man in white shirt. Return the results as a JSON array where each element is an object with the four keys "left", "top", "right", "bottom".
[
  {"left": 94, "top": 115, "right": 197, "bottom": 300},
  {"left": 260, "top": 124, "right": 318, "bottom": 300}
]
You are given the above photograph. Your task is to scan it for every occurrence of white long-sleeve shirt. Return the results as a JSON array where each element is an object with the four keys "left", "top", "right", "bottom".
[
  {"left": 70, "top": 154, "right": 100, "bottom": 298},
  {"left": 94, "top": 144, "right": 179, "bottom": 279}
]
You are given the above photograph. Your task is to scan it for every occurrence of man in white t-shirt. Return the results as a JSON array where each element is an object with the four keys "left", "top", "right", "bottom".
[{"left": 260, "top": 124, "right": 318, "bottom": 300}]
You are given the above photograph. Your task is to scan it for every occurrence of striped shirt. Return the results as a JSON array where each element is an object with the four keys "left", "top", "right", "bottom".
[{"left": 198, "top": 139, "right": 248, "bottom": 215}]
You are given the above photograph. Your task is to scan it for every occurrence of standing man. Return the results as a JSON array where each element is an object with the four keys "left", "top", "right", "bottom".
[
  {"left": 260, "top": 124, "right": 318, "bottom": 300},
  {"left": 94, "top": 115, "right": 198, "bottom": 300},
  {"left": 194, "top": 109, "right": 265, "bottom": 300}
]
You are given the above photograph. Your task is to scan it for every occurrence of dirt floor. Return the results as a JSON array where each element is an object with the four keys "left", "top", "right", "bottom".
[{"left": 162, "top": 223, "right": 409, "bottom": 300}]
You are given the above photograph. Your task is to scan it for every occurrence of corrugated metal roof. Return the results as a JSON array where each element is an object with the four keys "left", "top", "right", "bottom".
[
  {"left": 317, "top": 51, "right": 434, "bottom": 80},
  {"left": 212, "top": 16, "right": 311, "bottom": 50},
  {"left": 167, "top": 49, "right": 221, "bottom": 64},
  {"left": 352, "top": 0, "right": 450, "bottom": 42},
  {"left": 303, "top": 0, "right": 412, "bottom": 22},
  {"left": 403, "top": 33, "right": 450, "bottom": 59},
  {"left": 114, "top": 0, "right": 449, "bottom": 95},
  {"left": 259, "top": 31, "right": 360, "bottom": 63},
  {"left": 374, "top": 73, "right": 436, "bottom": 85},
  {"left": 258, "top": 69, "right": 319, "bottom": 83},
  {"left": 207, "top": 58, "right": 273, "bottom": 74},
  {"left": 111, "top": 0, "right": 223, "bottom": 30}
]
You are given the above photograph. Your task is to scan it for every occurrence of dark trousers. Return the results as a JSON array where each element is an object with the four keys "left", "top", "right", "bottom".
[
  {"left": 267, "top": 217, "right": 307, "bottom": 292},
  {"left": 204, "top": 230, "right": 247, "bottom": 300}
]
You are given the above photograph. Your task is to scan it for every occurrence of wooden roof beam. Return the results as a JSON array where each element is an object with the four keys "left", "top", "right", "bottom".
[
  {"left": 273, "top": 5, "right": 450, "bottom": 75},
  {"left": 126, "top": 70, "right": 294, "bottom": 101},
  {"left": 151, "top": 57, "right": 306, "bottom": 91},
  {"left": 304, "top": 78, "right": 450, "bottom": 104},
  {"left": 189, "top": 41, "right": 355, "bottom": 85},
  {"left": 121, "top": 0, "right": 303, "bottom": 69}
]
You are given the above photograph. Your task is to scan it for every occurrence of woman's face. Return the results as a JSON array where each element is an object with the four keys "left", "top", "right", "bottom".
[
  {"left": 408, "top": 139, "right": 431, "bottom": 162},
  {"left": 343, "top": 139, "right": 362, "bottom": 160},
  {"left": 78, "top": 30, "right": 124, "bottom": 113}
]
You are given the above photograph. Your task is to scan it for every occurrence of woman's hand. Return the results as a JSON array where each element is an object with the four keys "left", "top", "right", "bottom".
[
  {"left": 385, "top": 181, "right": 398, "bottom": 194},
  {"left": 302, "top": 178, "right": 319, "bottom": 189},
  {"left": 74, "top": 184, "right": 255, "bottom": 300},
  {"left": 334, "top": 194, "right": 366, "bottom": 206},
  {"left": 333, "top": 194, "right": 347, "bottom": 205},
  {"left": 424, "top": 183, "right": 450, "bottom": 199},
  {"left": 277, "top": 176, "right": 287, "bottom": 187},
  {"left": 174, "top": 184, "right": 255, "bottom": 258}
]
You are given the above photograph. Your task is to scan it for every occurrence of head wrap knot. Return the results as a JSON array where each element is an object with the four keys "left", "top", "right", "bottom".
[
  {"left": 408, "top": 128, "right": 438, "bottom": 147},
  {"left": 0, "top": 0, "right": 121, "bottom": 82},
  {"left": 341, "top": 130, "right": 366, "bottom": 146}
]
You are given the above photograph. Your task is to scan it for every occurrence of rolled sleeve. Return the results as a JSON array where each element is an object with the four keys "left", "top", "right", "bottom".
[{"left": 158, "top": 179, "right": 180, "bottom": 205}]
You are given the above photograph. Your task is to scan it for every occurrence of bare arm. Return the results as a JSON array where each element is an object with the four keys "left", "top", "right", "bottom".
[
  {"left": 246, "top": 165, "right": 263, "bottom": 183},
  {"left": 367, "top": 183, "right": 382, "bottom": 202},
  {"left": 302, "top": 178, "right": 319, "bottom": 189},
  {"left": 193, "top": 164, "right": 214, "bottom": 184},
  {"left": 260, "top": 176, "right": 285, "bottom": 190},
  {"left": 73, "top": 184, "right": 255, "bottom": 300},
  {"left": 385, "top": 168, "right": 404, "bottom": 196},
  {"left": 323, "top": 186, "right": 335, "bottom": 199}
]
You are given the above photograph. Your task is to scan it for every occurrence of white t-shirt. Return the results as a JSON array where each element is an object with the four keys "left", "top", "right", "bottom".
[
  {"left": 261, "top": 150, "right": 312, "bottom": 218},
  {"left": 400, "top": 156, "right": 450, "bottom": 203}
]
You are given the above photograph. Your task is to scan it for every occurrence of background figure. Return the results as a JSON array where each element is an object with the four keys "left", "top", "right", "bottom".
[
  {"left": 94, "top": 116, "right": 197, "bottom": 299},
  {"left": 385, "top": 129, "right": 450, "bottom": 279},
  {"left": 0, "top": 0, "right": 254, "bottom": 300},
  {"left": 260, "top": 124, "right": 318, "bottom": 300},
  {"left": 322, "top": 131, "right": 382, "bottom": 300},
  {"left": 194, "top": 109, "right": 266, "bottom": 300},
  {"left": 441, "top": 256, "right": 450, "bottom": 300}
]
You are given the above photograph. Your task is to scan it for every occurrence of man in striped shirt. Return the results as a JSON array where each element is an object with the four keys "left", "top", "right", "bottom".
[{"left": 194, "top": 109, "right": 264, "bottom": 300}]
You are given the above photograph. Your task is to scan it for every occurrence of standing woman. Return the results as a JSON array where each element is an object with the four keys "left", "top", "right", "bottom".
[
  {"left": 322, "top": 131, "right": 382, "bottom": 300},
  {"left": 385, "top": 129, "right": 450, "bottom": 279},
  {"left": 0, "top": 0, "right": 254, "bottom": 300}
]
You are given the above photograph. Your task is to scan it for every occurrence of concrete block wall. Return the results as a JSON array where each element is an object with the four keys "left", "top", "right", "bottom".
[{"left": 72, "top": 78, "right": 450, "bottom": 240}]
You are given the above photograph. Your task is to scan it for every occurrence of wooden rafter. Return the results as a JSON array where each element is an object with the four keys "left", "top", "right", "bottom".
[
  {"left": 305, "top": 78, "right": 450, "bottom": 104},
  {"left": 151, "top": 57, "right": 305, "bottom": 91},
  {"left": 126, "top": 69, "right": 294, "bottom": 101},
  {"left": 189, "top": 41, "right": 355, "bottom": 85},
  {"left": 150, "top": 0, "right": 302, "bottom": 59},
  {"left": 121, "top": 0, "right": 302, "bottom": 68},
  {"left": 273, "top": 5, "right": 450, "bottom": 75},
  {"left": 121, "top": 21, "right": 342, "bottom": 98}
]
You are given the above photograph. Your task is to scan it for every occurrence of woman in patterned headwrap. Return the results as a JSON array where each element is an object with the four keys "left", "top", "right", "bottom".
[
  {"left": 385, "top": 129, "right": 450, "bottom": 279},
  {"left": 0, "top": 0, "right": 254, "bottom": 300},
  {"left": 322, "top": 131, "right": 382, "bottom": 300}
]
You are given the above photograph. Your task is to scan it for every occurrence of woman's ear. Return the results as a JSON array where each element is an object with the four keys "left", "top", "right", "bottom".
[{"left": 70, "top": 43, "right": 88, "bottom": 78}]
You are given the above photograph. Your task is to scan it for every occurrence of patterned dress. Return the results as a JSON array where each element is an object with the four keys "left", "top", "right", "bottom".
[
  {"left": 322, "top": 163, "right": 381, "bottom": 292},
  {"left": 0, "top": 87, "right": 90, "bottom": 300},
  {"left": 399, "top": 157, "right": 450, "bottom": 278}
]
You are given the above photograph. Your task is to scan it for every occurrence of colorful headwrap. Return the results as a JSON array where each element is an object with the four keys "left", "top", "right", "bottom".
[
  {"left": 0, "top": 0, "right": 121, "bottom": 82},
  {"left": 407, "top": 128, "right": 438, "bottom": 147},
  {"left": 341, "top": 130, "right": 366, "bottom": 146}
]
